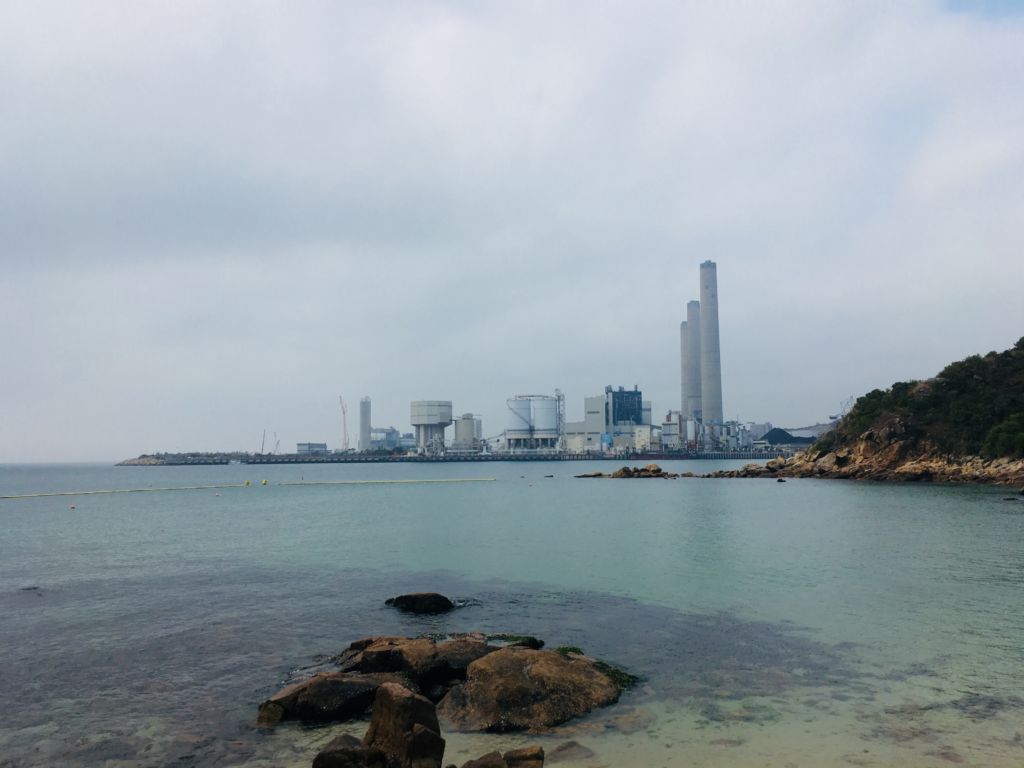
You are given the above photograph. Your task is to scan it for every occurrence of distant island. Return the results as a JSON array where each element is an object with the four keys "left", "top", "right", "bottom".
[{"left": 718, "top": 337, "right": 1024, "bottom": 485}]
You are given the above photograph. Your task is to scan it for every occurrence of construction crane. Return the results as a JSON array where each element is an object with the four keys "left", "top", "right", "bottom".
[{"left": 339, "top": 396, "right": 350, "bottom": 452}]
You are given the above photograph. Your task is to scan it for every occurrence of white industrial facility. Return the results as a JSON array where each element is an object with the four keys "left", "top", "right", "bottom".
[
  {"left": 563, "top": 385, "right": 654, "bottom": 453},
  {"left": 504, "top": 393, "right": 564, "bottom": 453},
  {"left": 410, "top": 400, "right": 454, "bottom": 454},
  {"left": 332, "top": 263, "right": 773, "bottom": 460}
]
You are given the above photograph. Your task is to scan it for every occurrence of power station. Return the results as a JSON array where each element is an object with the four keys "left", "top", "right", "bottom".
[{"left": 275, "top": 262, "right": 758, "bottom": 460}]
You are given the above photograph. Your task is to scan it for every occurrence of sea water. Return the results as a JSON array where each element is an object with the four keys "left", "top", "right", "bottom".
[{"left": 1, "top": 461, "right": 1022, "bottom": 767}]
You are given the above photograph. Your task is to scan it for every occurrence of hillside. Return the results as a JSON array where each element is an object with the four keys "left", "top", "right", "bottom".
[
  {"left": 814, "top": 337, "right": 1024, "bottom": 460},
  {"left": 715, "top": 338, "right": 1024, "bottom": 485},
  {"left": 762, "top": 428, "right": 815, "bottom": 446}
]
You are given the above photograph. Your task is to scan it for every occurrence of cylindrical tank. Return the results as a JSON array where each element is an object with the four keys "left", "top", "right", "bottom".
[
  {"left": 531, "top": 397, "right": 559, "bottom": 436},
  {"left": 453, "top": 413, "right": 477, "bottom": 447},
  {"left": 506, "top": 397, "right": 533, "bottom": 436}
]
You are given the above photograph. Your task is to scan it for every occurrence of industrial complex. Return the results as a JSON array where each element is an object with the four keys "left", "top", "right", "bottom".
[{"left": 260, "top": 261, "right": 785, "bottom": 463}]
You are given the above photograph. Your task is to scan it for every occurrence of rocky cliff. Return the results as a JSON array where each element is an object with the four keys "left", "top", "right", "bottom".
[{"left": 713, "top": 338, "right": 1024, "bottom": 486}]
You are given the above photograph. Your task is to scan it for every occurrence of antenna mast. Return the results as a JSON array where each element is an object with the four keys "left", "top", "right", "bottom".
[{"left": 339, "top": 396, "right": 350, "bottom": 451}]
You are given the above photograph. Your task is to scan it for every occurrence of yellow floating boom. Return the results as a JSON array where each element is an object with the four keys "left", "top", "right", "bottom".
[
  {"left": 0, "top": 483, "right": 247, "bottom": 500},
  {"left": 0, "top": 477, "right": 495, "bottom": 500},
  {"left": 279, "top": 478, "right": 496, "bottom": 486}
]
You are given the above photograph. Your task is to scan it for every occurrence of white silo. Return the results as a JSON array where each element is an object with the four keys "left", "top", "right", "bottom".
[{"left": 453, "top": 412, "right": 481, "bottom": 452}]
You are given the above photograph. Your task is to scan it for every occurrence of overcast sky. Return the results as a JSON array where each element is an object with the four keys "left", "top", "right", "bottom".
[{"left": 2, "top": 1, "right": 1022, "bottom": 462}]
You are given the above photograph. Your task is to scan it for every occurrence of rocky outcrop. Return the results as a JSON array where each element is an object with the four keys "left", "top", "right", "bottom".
[
  {"left": 262, "top": 634, "right": 634, "bottom": 750},
  {"left": 704, "top": 445, "right": 1024, "bottom": 486},
  {"left": 437, "top": 647, "right": 630, "bottom": 732},
  {"left": 385, "top": 593, "right": 456, "bottom": 614},
  {"left": 363, "top": 683, "right": 445, "bottom": 768},
  {"left": 576, "top": 464, "right": 687, "bottom": 479},
  {"left": 336, "top": 636, "right": 497, "bottom": 700},
  {"left": 258, "top": 672, "right": 416, "bottom": 726}
]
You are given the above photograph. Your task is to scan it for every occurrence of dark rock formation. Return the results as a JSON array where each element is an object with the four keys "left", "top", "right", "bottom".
[
  {"left": 456, "top": 752, "right": 505, "bottom": 768},
  {"left": 336, "top": 636, "right": 496, "bottom": 700},
  {"left": 577, "top": 464, "right": 679, "bottom": 479},
  {"left": 437, "top": 647, "right": 629, "bottom": 732},
  {"left": 313, "top": 734, "right": 386, "bottom": 768},
  {"left": 503, "top": 746, "right": 544, "bottom": 768},
  {"left": 451, "top": 746, "right": 544, "bottom": 768},
  {"left": 363, "top": 682, "right": 445, "bottom": 768},
  {"left": 258, "top": 672, "right": 415, "bottom": 726},
  {"left": 385, "top": 593, "right": 456, "bottom": 614}
]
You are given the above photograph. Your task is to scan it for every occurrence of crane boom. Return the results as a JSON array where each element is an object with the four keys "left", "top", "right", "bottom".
[{"left": 339, "top": 396, "right": 350, "bottom": 451}]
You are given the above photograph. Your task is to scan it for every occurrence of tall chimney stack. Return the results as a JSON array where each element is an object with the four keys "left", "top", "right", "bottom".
[{"left": 699, "top": 261, "right": 723, "bottom": 423}]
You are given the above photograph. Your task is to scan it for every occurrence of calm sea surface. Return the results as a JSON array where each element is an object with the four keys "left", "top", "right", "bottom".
[{"left": 1, "top": 461, "right": 1023, "bottom": 767}]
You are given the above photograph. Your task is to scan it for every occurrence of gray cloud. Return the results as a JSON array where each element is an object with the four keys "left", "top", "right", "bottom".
[{"left": 2, "top": 1, "right": 1023, "bottom": 460}]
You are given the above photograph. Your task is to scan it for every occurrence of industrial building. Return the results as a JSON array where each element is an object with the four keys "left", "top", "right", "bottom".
[
  {"left": 563, "top": 386, "right": 653, "bottom": 453},
  {"left": 297, "top": 442, "right": 328, "bottom": 455},
  {"left": 410, "top": 400, "right": 453, "bottom": 454},
  {"left": 504, "top": 394, "right": 564, "bottom": 452}
]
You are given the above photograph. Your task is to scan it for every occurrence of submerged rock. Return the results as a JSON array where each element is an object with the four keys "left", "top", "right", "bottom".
[
  {"left": 386, "top": 593, "right": 456, "bottom": 614},
  {"left": 546, "top": 741, "right": 595, "bottom": 763},
  {"left": 312, "top": 734, "right": 386, "bottom": 768},
  {"left": 453, "top": 745, "right": 544, "bottom": 768},
  {"left": 437, "top": 646, "right": 630, "bottom": 732}
]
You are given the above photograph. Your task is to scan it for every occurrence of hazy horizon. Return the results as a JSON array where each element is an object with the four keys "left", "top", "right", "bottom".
[{"left": 2, "top": 1, "right": 1022, "bottom": 462}]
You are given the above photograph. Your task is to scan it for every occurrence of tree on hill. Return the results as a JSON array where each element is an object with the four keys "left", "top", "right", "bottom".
[
  {"left": 814, "top": 337, "right": 1024, "bottom": 459},
  {"left": 763, "top": 428, "right": 814, "bottom": 446}
]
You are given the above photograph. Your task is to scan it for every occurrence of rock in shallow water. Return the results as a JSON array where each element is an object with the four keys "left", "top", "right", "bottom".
[
  {"left": 363, "top": 682, "right": 445, "bottom": 768},
  {"left": 385, "top": 593, "right": 456, "bottom": 614},
  {"left": 437, "top": 647, "right": 628, "bottom": 732},
  {"left": 257, "top": 671, "right": 416, "bottom": 726}
]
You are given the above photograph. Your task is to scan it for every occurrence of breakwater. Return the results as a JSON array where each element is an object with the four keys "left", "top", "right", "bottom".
[{"left": 240, "top": 450, "right": 786, "bottom": 465}]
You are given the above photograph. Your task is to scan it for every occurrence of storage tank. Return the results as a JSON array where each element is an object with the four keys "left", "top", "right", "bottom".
[
  {"left": 531, "top": 396, "right": 559, "bottom": 437},
  {"left": 506, "top": 397, "right": 533, "bottom": 437},
  {"left": 453, "top": 413, "right": 477, "bottom": 449},
  {"left": 410, "top": 400, "right": 453, "bottom": 454}
]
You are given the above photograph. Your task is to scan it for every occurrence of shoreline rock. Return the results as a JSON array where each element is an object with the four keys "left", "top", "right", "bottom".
[
  {"left": 262, "top": 634, "right": 635, "bottom": 737},
  {"left": 437, "top": 646, "right": 631, "bottom": 732},
  {"left": 703, "top": 448, "right": 1024, "bottom": 486},
  {"left": 576, "top": 464, "right": 689, "bottom": 480}
]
